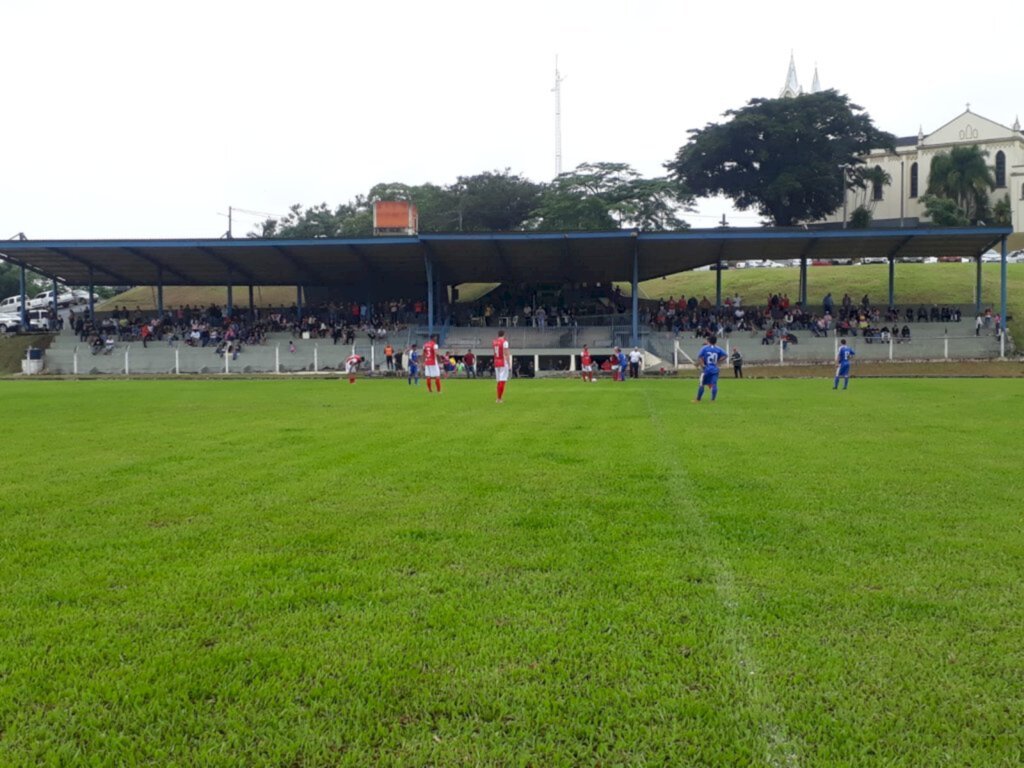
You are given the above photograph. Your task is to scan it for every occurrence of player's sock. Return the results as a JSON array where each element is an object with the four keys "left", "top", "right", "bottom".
[
  {"left": 711, "top": 385, "right": 718, "bottom": 401},
  {"left": 843, "top": 378, "right": 849, "bottom": 390},
  {"left": 436, "top": 379, "right": 442, "bottom": 393},
  {"left": 696, "top": 385, "right": 704, "bottom": 401},
  {"left": 497, "top": 381, "right": 505, "bottom": 400},
  {"left": 349, "top": 375, "right": 355, "bottom": 384},
  {"left": 833, "top": 376, "right": 839, "bottom": 389},
  {"left": 427, "top": 378, "right": 433, "bottom": 392}
]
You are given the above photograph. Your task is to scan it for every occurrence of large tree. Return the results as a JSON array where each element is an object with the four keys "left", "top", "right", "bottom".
[
  {"left": 530, "top": 162, "right": 691, "bottom": 230},
  {"left": 667, "top": 90, "right": 895, "bottom": 226},
  {"left": 925, "top": 144, "right": 996, "bottom": 225}
]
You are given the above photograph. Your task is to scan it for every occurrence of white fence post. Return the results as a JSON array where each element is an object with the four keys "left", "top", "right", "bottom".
[
  {"left": 175, "top": 347, "right": 180, "bottom": 375},
  {"left": 370, "top": 342, "right": 375, "bottom": 372},
  {"left": 1000, "top": 331, "right": 1006, "bottom": 359},
  {"left": 73, "top": 346, "right": 78, "bottom": 375},
  {"left": 944, "top": 334, "right": 949, "bottom": 360},
  {"left": 834, "top": 336, "right": 838, "bottom": 357},
  {"left": 275, "top": 344, "right": 280, "bottom": 374},
  {"left": 124, "top": 346, "right": 130, "bottom": 376},
  {"left": 224, "top": 349, "right": 230, "bottom": 374},
  {"left": 673, "top": 340, "right": 679, "bottom": 368},
  {"left": 779, "top": 336, "right": 784, "bottom": 364},
  {"left": 314, "top": 344, "right": 319, "bottom": 373},
  {"left": 889, "top": 334, "right": 894, "bottom": 361}
]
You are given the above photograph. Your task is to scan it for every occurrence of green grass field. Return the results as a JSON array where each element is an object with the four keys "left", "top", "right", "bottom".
[{"left": 2, "top": 379, "right": 1023, "bottom": 766}]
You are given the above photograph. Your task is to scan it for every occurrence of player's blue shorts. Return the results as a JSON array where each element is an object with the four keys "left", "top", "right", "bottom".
[
  {"left": 701, "top": 370, "right": 719, "bottom": 387},
  {"left": 837, "top": 362, "right": 850, "bottom": 376},
  {"left": 408, "top": 364, "right": 419, "bottom": 375}
]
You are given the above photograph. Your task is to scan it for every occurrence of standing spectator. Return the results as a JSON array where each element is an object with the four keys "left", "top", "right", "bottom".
[
  {"left": 730, "top": 347, "right": 743, "bottom": 378},
  {"left": 384, "top": 342, "right": 394, "bottom": 371},
  {"left": 628, "top": 347, "right": 642, "bottom": 379},
  {"left": 492, "top": 330, "right": 510, "bottom": 403},
  {"left": 463, "top": 349, "right": 476, "bottom": 378},
  {"left": 975, "top": 313, "right": 983, "bottom": 336}
]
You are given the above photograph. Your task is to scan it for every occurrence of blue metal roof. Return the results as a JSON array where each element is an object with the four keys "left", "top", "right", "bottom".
[{"left": 0, "top": 227, "right": 1012, "bottom": 291}]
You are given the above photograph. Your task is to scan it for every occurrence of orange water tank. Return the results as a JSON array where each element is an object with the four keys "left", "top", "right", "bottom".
[{"left": 373, "top": 201, "right": 419, "bottom": 235}]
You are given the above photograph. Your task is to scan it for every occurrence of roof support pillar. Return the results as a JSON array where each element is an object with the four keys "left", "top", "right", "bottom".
[
  {"left": 1000, "top": 235, "right": 1008, "bottom": 351},
  {"left": 424, "top": 252, "right": 435, "bottom": 336},
  {"left": 249, "top": 285, "right": 255, "bottom": 322},
  {"left": 888, "top": 257, "right": 895, "bottom": 308},
  {"left": 297, "top": 285, "right": 303, "bottom": 323},
  {"left": 799, "top": 257, "right": 808, "bottom": 307},
  {"left": 19, "top": 266, "right": 28, "bottom": 330},
  {"left": 975, "top": 255, "right": 982, "bottom": 315},
  {"left": 631, "top": 240, "right": 639, "bottom": 347},
  {"left": 88, "top": 266, "right": 95, "bottom": 321},
  {"left": 227, "top": 282, "right": 234, "bottom": 318},
  {"left": 715, "top": 260, "right": 722, "bottom": 309},
  {"left": 52, "top": 277, "right": 59, "bottom": 316},
  {"left": 157, "top": 267, "right": 164, "bottom": 318}
]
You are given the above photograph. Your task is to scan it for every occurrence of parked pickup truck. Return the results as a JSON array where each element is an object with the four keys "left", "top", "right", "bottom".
[{"left": 28, "top": 288, "right": 91, "bottom": 309}]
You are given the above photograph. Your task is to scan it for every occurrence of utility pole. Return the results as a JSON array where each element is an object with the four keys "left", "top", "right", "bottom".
[{"left": 552, "top": 56, "right": 565, "bottom": 177}]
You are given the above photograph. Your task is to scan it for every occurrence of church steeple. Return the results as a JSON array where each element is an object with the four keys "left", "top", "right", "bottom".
[
  {"left": 1014, "top": 115, "right": 1021, "bottom": 132},
  {"left": 811, "top": 64, "right": 821, "bottom": 93},
  {"left": 780, "top": 52, "right": 801, "bottom": 98}
]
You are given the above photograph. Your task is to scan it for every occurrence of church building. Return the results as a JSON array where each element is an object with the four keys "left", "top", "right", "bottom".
[{"left": 782, "top": 57, "right": 1024, "bottom": 247}]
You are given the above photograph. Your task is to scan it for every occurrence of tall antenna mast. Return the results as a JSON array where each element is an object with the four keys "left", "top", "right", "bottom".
[{"left": 552, "top": 55, "right": 564, "bottom": 177}]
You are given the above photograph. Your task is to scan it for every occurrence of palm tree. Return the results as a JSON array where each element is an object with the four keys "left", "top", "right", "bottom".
[{"left": 925, "top": 145, "right": 995, "bottom": 224}]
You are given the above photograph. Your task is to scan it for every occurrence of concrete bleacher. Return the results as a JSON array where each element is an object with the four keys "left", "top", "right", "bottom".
[{"left": 37, "top": 319, "right": 1007, "bottom": 375}]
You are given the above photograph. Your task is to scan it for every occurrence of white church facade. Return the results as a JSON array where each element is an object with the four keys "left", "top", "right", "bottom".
[
  {"left": 835, "top": 108, "right": 1024, "bottom": 244},
  {"left": 781, "top": 57, "right": 1024, "bottom": 246}
]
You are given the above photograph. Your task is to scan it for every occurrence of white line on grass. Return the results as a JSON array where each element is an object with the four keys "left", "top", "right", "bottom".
[{"left": 643, "top": 389, "right": 800, "bottom": 768}]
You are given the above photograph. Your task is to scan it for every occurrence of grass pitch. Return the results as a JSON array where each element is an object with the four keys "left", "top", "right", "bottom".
[{"left": 2, "top": 378, "right": 1023, "bottom": 766}]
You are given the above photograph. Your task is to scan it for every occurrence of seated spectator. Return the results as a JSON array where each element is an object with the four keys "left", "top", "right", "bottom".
[
  {"left": 917, "top": 306, "right": 928, "bottom": 322},
  {"left": 901, "top": 325, "right": 911, "bottom": 339}
]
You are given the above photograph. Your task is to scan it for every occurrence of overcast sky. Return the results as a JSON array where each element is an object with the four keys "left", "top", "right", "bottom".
[{"left": 3, "top": 0, "right": 1022, "bottom": 240}]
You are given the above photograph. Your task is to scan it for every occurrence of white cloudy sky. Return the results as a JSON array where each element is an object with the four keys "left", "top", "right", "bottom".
[{"left": 2, "top": 0, "right": 1021, "bottom": 239}]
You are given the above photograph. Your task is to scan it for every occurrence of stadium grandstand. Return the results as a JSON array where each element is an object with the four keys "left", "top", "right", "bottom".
[{"left": 0, "top": 226, "right": 1013, "bottom": 374}]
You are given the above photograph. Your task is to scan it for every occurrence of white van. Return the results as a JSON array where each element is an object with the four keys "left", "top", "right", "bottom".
[{"left": 0, "top": 295, "right": 25, "bottom": 313}]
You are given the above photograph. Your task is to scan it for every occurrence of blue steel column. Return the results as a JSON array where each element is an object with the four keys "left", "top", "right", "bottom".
[
  {"left": 296, "top": 285, "right": 303, "bottom": 323},
  {"left": 975, "top": 255, "right": 982, "bottom": 314},
  {"left": 248, "top": 285, "right": 255, "bottom": 321},
  {"left": 19, "top": 266, "right": 27, "bottom": 329},
  {"left": 799, "top": 257, "right": 808, "bottom": 307},
  {"left": 88, "top": 266, "right": 95, "bottom": 320},
  {"left": 715, "top": 261, "right": 722, "bottom": 308},
  {"left": 631, "top": 241, "right": 639, "bottom": 347},
  {"left": 227, "top": 283, "right": 233, "bottom": 318},
  {"left": 157, "top": 267, "right": 164, "bottom": 318},
  {"left": 424, "top": 253, "right": 434, "bottom": 336},
  {"left": 888, "top": 257, "right": 895, "bottom": 308},
  {"left": 1000, "top": 236, "right": 1008, "bottom": 337},
  {"left": 51, "top": 278, "right": 59, "bottom": 315}
]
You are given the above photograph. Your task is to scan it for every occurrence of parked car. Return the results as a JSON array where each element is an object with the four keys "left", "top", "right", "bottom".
[
  {"left": 980, "top": 250, "right": 1001, "bottom": 263},
  {"left": 0, "top": 312, "right": 22, "bottom": 333},
  {"left": 25, "top": 309, "right": 52, "bottom": 331},
  {"left": 28, "top": 288, "right": 84, "bottom": 309},
  {"left": 0, "top": 295, "right": 25, "bottom": 313}
]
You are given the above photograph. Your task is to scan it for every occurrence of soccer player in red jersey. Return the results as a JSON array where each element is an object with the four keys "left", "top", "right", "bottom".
[
  {"left": 580, "top": 344, "right": 594, "bottom": 383},
  {"left": 344, "top": 353, "right": 362, "bottom": 384},
  {"left": 492, "top": 329, "right": 510, "bottom": 403},
  {"left": 422, "top": 334, "right": 442, "bottom": 393}
]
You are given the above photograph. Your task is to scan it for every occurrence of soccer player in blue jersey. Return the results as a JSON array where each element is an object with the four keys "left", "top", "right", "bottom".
[
  {"left": 834, "top": 338, "right": 855, "bottom": 390},
  {"left": 407, "top": 343, "right": 420, "bottom": 386},
  {"left": 695, "top": 335, "right": 728, "bottom": 403}
]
